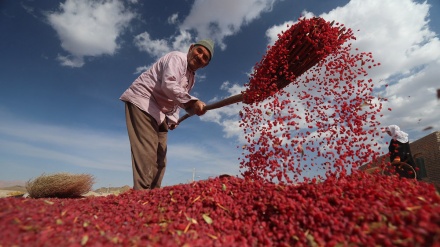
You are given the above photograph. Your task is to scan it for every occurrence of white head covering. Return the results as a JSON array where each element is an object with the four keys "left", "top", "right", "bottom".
[{"left": 385, "top": 125, "right": 409, "bottom": 143}]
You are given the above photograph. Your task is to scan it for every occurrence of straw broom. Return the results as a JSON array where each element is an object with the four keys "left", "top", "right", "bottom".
[{"left": 178, "top": 17, "right": 352, "bottom": 124}]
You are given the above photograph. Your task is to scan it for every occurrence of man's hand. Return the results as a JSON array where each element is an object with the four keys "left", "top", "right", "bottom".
[
  {"left": 193, "top": 100, "right": 207, "bottom": 115},
  {"left": 185, "top": 100, "right": 207, "bottom": 116}
]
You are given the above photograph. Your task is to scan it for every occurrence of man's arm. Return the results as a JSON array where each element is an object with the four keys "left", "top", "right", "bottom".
[{"left": 160, "top": 55, "right": 206, "bottom": 115}]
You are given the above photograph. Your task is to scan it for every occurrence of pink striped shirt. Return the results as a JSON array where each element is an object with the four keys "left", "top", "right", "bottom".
[{"left": 120, "top": 51, "right": 198, "bottom": 124}]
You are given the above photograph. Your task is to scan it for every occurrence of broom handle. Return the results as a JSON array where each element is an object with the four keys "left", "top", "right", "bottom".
[
  {"left": 178, "top": 93, "right": 243, "bottom": 124},
  {"left": 178, "top": 78, "right": 290, "bottom": 124}
]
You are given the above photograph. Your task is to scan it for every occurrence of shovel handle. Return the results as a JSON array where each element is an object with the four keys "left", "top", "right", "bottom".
[{"left": 178, "top": 93, "right": 243, "bottom": 124}]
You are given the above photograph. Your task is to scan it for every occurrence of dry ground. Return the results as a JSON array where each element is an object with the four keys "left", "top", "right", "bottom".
[{"left": 0, "top": 185, "right": 130, "bottom": 198}]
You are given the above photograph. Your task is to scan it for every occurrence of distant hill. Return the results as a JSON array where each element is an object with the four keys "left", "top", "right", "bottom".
[
  {"left": 0, "top": 180, "right": 26, "bottom": 188},
  {"left": 94, "top": 185, "right": 131, "bottom": 194},
  {"left": 0, "top": 185, "right": 27, "bottom": 193}
]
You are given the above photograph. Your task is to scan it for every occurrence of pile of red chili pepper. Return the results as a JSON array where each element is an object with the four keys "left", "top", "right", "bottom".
[{"left": 1, "top": 172, "right": 439, "bottom": 246}]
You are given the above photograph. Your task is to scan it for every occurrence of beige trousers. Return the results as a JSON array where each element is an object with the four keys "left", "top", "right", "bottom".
[{"left": 125, "top": 102, "right": 168, "bottom": 190}]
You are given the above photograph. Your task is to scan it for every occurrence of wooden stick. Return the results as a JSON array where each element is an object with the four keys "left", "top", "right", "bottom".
[{"left": 178, "top": 94, "right": 243, "bottom": 124}]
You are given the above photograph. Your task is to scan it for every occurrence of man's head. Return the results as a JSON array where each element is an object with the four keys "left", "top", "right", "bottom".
[
  {"left": 187, "top": 39, "right": 214, "bottom": 71},
  {"left": 195, "top": 39, "right": 214, "bottom": 60}
]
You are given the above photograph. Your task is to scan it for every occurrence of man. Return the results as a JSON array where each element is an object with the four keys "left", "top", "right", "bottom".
[{"left": 120, "top": 39, "right": 214, "bottom": 190}]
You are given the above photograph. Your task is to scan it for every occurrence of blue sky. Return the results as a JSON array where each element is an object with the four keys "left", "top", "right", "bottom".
[{"left": 1, "top": 0, "right": 439, "bottom": 189}]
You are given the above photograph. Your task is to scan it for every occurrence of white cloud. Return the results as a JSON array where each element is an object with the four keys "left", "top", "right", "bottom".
[
  {"left": 21, "top": 2, "right": 36, "bottom": 17},
  {"left": 134, "top": 30, "right": 194, "bottom": 60},
  {"left": 212, "top": 0, "right": 440, "bottom": 144},
  {"left": 180, "top": 0, "right": 276, "bottom": 50},
  {"left": 320, "top": 0, "right": 439, "bottom": 81},
  {"left": 47, "top": 0, "right": 136, "bottom": 67},
  {"left": 56, "top": 54, "right": 85, "bottom": 67},
  {"left": 134, "top": 64, "right": 150, "bottom": 75},
  {"left": 380, "top": 59, "right": 440, "bottom": 135},
  {"left": 265, "top": 20, "right": 293, "bottom": 45},
  {"left": 317, "top": 0, "right": 440, "bottom": 140},
  {"left": 133, "top": 0, "right": 278, "bottom": 63},
  {"left": 134, "top": 32, "right": 171, "bottom": 58},
  {"left": 168, "top": 13, "right": 179, "bottom": 25},
  {"left": 171, "top": 30, "right": 193, "bottom": 52}
]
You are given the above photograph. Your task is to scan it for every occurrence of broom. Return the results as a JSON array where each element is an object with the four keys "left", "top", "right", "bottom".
[{"left": 178, "top": 17, "right": 352, "bottom": 124}]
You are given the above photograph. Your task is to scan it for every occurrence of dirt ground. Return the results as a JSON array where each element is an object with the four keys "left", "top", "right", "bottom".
[
  {"left": 0, "top": 189, "right": 116, "bottom": 198},
  {"left": 0, "top": 190, "right": 25, "bottom": 198},
  {"left": 0, "top": 184, "right": 130, "bottom": 198}
]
